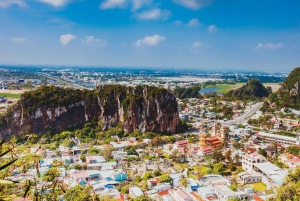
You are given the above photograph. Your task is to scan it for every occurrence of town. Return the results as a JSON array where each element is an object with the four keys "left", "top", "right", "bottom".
[{"left": 1, "top": 67, "right": 300, "bottom": 200}]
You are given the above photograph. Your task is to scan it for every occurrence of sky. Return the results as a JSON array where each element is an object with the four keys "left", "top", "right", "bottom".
[{"left": 1, "top": 0, "right": 300, "bottom": 71}]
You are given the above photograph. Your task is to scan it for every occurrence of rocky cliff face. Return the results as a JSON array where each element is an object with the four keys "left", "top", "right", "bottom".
[{"left": 0, "top": 85, "right": 180, "bottom": 138}]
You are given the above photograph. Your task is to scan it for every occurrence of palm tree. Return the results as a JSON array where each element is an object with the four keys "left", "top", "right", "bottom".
[
  {"left": 179, "top": 175, "right": 189, "bottom": 189},
  {"left": 30, "top": 153, "right": 42, "bottom": 177}
]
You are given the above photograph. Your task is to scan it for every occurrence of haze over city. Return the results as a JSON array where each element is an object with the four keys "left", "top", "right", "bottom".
[{"left": 1, "top": 0, "right": 300, "bottom": 70}]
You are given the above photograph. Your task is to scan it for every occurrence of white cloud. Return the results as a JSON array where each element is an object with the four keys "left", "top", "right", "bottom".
[
  {"left": 84, "top": 36, "right": 107, "bottom": 46},
  {"left": 39, "top": 0, "right": 70, "bottom": 7},
  {"left": 208, "top": 24, "right": 218, "bottom": 33},
  {"left": 60, "top": 34, "right": 76, "bottom": 45},
  {"left": 0, "top": 0, "right": 26, "bottom": 8},
  {"left": 193, "top": 41, "right": 203, "bottom": 48},
  {"left": 256, "top": 43, "right": 283, "bottom": 50},
  {"left": 10, "top": 37, "right": 27, "bottom": 43},
  {"left": 100, "top": 0, "right": 127, "bottom": 9},
  {"left": 187, "top": 18, "right": 201, "bottom": 27},
  {"left": 135, "top": 34, "right": 166, "bottom": 46},
  {"left": 137, "top": 9, "right": 171, "bottom": 20},
  {"left": 172, "top": 0, "right": 213, "bottom": 10},
  {"left": 132, "top": 0, "right": 152, "bottom": 10}
]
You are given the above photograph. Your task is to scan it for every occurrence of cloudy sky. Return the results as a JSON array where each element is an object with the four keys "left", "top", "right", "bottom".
[{"left": 1, "top": 0, "right": 300, "bottom": 71}]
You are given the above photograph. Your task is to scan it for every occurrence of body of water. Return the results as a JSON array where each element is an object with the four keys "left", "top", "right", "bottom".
[{"left": 199, "top": 88, "right": 221, "bottom": 95}]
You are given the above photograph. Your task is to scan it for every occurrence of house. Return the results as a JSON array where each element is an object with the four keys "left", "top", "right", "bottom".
[
  {"left": 129, "top": 187, "right": 144, "bottom": 199},
  {"left": 197, "top": 146, "right": 214, "bottom": 156},
  {"left": 200, "top": 174, "right": 231, "bottom": 187},
  {"left": 279, "top": 153, "right": 300, "bottom": 168},
  {"left": 174, "top": 140, "right": 189, "bottom": 149},
  {"left": 147, "top": 178, "right": 160, "bottom": 187},
  {"left": 206, "top": 136, "right": 222, "bottom": 148},
  {"left": 61, "top": 154, "right": 72, "bottom": 165},
  {"left": 111, "top": 171, "right": 127, "bottom": 181},
  {"left": 169, "top": 188, "right": 193, "bottom": 201},
  {"left": 241, "top": 152, "right": 266, "bottom": 172},
  {"left": 154, "top": 184, "right": 172, "bottom": 193},
  {"left": 238, "top": 172, "right": 262, "bottom": 185},
  {"left": 86, "top": 156, "right": 106, "bottom": 164},
  {"left": 187, "top": 178, "right": 199, "bottom": 192},
  {"left": 113, "top": 151, "right": 128, "bottom": 160},
  {"left": 214, "top": 185, "right": 250, "bottom": 201},
  {"left": 198, "top": 186, "right": 216, "bottom": 200}
]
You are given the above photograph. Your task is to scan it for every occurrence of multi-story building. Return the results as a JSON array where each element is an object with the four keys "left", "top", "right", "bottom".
[
  {"left": 241, "top": 152, "right": 266, "bottom": 172},
  {"left": 258, "top": 132, "right": 300, "bottom": 145}
]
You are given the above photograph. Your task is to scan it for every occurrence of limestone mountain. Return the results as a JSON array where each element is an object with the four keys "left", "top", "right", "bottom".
[
  {"left": 270, "top": 67, "right": 300, "bottom": 109},
  {"left": 0, "top": 85, "right": 180, "bottom": 138},
  {"left": 225, "top": 78, "right": 269, "bottom": 99}
]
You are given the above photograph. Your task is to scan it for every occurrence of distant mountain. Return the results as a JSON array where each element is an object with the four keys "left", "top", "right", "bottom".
[
  {"left": 271, "top": 67, "right": 300, "bottom": 109},
  {"left": 225, "top": 78, "right": 269, "bottom": 99},
  {"left": 0, "top": 85, "right": 180, "bottom": 139}
]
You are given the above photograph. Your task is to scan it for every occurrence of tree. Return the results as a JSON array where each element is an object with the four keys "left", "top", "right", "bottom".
[
  {"left": 204, "top": 155, "right": 213, "bottom": 174},
  {"left": 212, "top": 150, "right": 225, "bottom": 163},
  {"left": 258, "top": 148, "right": 267, "bottom": 157},
  {"left": 194, "top": 166, "right": 206, "bottom": 180},
  {"left": 134, "top": 195, "right": 155, "bottom": 201},
  {"left": 213, "top": 162, "right": 225, "bottom": 175},
  {"left": 159, "top": 174, "right": 172, "bottom": 183},
  {"left": 228, "top": 198, "right": 240, "bottom": 201},
  {"left": 286, "top": 146, "right": 300, "bottom": 155},
  {"left": 268, "top": 167, "right": 300, "bottom": 201},
  {"left": 143, "top": 171, "right": 153, "bottom": 181},
  {"left": 64, "top": 185, "right": 95, "bottom": 201},
  {"left": 102, "top": 148, "right": 113, "bottom": 161},
  {"left": 225, "top": 149, "right": 232, "bottom": 161},
  {"left": 179, "top": 175, "right": 189, "bottom": 189},
  {"left": 234, "top": 154, "right": 240, "bottom": 166}
]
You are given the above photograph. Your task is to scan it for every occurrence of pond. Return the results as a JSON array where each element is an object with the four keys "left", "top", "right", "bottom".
[{"left": 199, "top": 88, "right": 222, "bottom": 95}]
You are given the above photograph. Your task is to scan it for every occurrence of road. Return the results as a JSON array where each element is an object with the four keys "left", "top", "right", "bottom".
[
  {"left": 191, "top": 102, "right": 263, "bottom": 127},
  {"left": 217, "top": 102, "right": 263, "bottom": 125},
  {"left": 38, "top": 73, "right": 88, "bottom": 90}
]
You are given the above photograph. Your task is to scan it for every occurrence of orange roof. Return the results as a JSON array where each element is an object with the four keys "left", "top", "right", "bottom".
[
  {"left": 158, "top": 190, "right": 169, "bottom": 196},
  {"left": 190, "top": 192, "right": 205, "bottom": 201},
  {"left": 252, "top": 196, "right": 264, "bottom": 201}
]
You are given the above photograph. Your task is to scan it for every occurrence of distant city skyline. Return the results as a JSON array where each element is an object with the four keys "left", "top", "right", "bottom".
[{"left": 1, "top": 0, "right": 300, "bottom": 70}]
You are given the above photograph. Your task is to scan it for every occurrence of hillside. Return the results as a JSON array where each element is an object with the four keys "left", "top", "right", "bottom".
[
  {"left": 0, "top": 85, "right": 180, "bottom": 138},
  {"left": 270, "top": 67, "right": 300, "bottom": 109},
  {"left": 173, "top": 85, "right": 202, "bottom": 99},
  {"left": 224, "top": 78, "right": 269, "bottom": 99}
]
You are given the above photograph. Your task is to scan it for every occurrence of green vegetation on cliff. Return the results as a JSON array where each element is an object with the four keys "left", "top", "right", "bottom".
[
  {"left": 173, "top": 85, "right": 202, "bottom": 99},
  {"left": 225, "top": 78, "right": 269, "bottom": 100},
  {"left": 269, "top": 67, "right": 300, "bottom": 109},
  {"left": 21, "top": 86, "right": 96, "bottom": 115}
]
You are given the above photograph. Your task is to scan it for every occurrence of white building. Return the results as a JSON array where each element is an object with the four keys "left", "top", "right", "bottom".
[
  {"left": 213, "top": 185, "right": 250, "bottom": 201},
  {"left": 169, "top": 188, "right": 193, "bottom": 201},
  {"left": 129, "top": 187, "right": 144, "bottom": 199},
  {"left": 258, "top": 132, "right": 300, "bottom": 145},
  {"left": 241, "top": 152, "right": 266, "bottom": 172}
]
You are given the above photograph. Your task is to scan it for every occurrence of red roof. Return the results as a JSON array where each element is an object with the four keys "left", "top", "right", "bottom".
[
  {"left": 116, "top": 193, "right": 125, "bottom": 201},
  {"left": 176, "top": 140, "right": 188, "bottom": 145},
  {"left": 289, "top": 158, "right": 300, "bottom": 163}
]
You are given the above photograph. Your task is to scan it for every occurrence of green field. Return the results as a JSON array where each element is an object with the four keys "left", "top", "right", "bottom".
[
  {"left": 204, "top": 83, "right": 245, "bottom": 94},
  {"left": 0, "top": 93, "right": 21, "bottom": 99},
  {"left": 245, "top": 182, "right": 267, "bottom": 191}
]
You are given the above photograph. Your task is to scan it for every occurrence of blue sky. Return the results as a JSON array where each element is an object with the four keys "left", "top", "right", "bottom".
[{"left": 1, "top": 0, "right": 300, "bottom": 71}]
